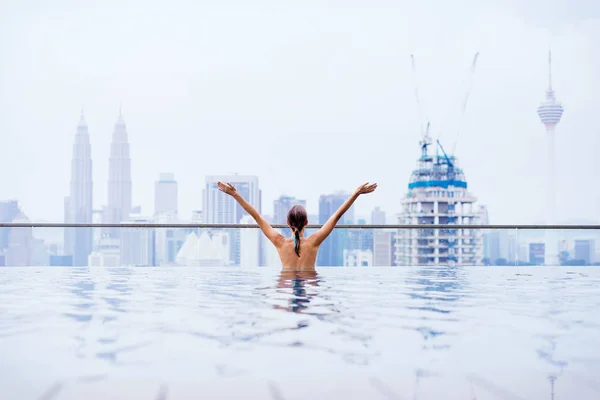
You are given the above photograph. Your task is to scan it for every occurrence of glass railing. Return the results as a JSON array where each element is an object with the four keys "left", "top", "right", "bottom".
[{"left": 0, "top": 224, "right": 598, "bottom": 267}]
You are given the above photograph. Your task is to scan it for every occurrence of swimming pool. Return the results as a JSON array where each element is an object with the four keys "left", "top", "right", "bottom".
[{"left": 1, "top": 266, "right": 599, "bottom": 399}]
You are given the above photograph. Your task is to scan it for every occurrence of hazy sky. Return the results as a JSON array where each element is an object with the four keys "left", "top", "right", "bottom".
[{"left": 1, "top": 0, "right": 599, "bottom": 224}]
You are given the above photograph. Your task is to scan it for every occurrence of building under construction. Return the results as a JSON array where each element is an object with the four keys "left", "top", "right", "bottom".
[
  {"left": 394, "top": 136, "right": 484, "bottom": 266},
  {"left": 394, "top": 54, "right": 484, "bottom": 266}
]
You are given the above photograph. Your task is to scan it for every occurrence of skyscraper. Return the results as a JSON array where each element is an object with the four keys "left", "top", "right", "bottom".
[
  {"left": 373, "top": 231, "right": 392, "bottom": 266},
  {"left": 64, "top": 111, "right": 93, "bottom": 266},
  {"left": 348, "top": 218, "right": 371, "bottom": 251},
  {"left": 317, "top": 193, "right": 354, "bottom": 266},
  {"left": 369, "top": 208, "right": 387, "bottom": 265},
  {"left": 273, "top": 195, "right": 306, "bottom": 225},
  {"left": 203, "top": 175, "right": 260, "bottom": 224},
  {"left": 240, "top": 215, "right": 260, "bottom": 266},
  {"left": 154, "top": 211, "right": 185, "bottom": 266},
  {"left": 6, "top": 212, "right": 34, "bottom": 266},
  {"left": 529, "top": 243, "right": 545, "bottom": 265},
  {"left": 203, "top": 175, "right": 261, "bottom": 265},
  {"left": 574, "top": 240, "right": 594, "bottom": 265},
  {"left": 120, "top": 216, "right": 156, "bottom": 266},
  {"left": 0, "top": 200, "right": 20, "bottom": 252},
  {"left": 88, "top": 236, "right": 120, "bottom": 267},
  {"left": 483, "top": 230, "right": 511, "bottom": 265},
  {"left": 394, "top": 137, "right": 483, "bottom": 266},
  {"left": 371, "top": 206, "right": 386, "bottom": 225},
  {"left": 103, "top": 109, "right": 132, "bottom": 238},
  {"left": 306, "top": 214, "right": 319, "bottom": 238},
  {"left": 154, "top": 173, "right": 178, "bottom": 216},
  {"left": 537, "top": 50, "right": 564, "bottom": 265}
]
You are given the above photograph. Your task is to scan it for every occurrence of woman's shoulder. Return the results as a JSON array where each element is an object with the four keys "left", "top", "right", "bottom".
[
  {"left": 279, "top": 236, "right": 317, "bottom": 247},
  {"left": 302, "top": 235, "right": 318, "bottom": 246}
]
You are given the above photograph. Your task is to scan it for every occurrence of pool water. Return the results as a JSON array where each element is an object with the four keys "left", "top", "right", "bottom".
[{"left": 1, "top": 267, "right": 599, "bottom": 399}]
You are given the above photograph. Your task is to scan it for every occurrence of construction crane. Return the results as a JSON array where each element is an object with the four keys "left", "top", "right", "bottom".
[
  {"left": 411, "top": 53, "right": 478, "bottom": 157},
  {"left": 420, "top": 122, "right": 432, "bottom": 156},
  {"left": 412, "top": 54, "right": 433, "bottom": 157},
  {"left": 410, "top": 54, "right": 429, "bottom": 140},
  {"left": 452, "top": 52, "right": 479, "bottom": 155},
  {"left": 437, "top": 139, "right": 455, "bottom": 180}
]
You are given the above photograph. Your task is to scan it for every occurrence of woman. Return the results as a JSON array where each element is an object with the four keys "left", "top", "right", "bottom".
[{"left": 217, "top": 181, "right": 377, "bottom": 270}]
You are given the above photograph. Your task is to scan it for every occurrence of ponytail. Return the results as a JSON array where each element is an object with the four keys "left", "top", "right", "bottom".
[
  {"left": 287, "top": 204, "right": 307, "bottom": 258},
  {"left": 293, "top": 228, "right": 301, "bottom": 257}
]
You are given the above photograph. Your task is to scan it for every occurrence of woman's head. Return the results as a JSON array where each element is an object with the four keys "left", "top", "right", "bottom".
[
  {"left": 287, "top": 204, "right": 308, "bottom": 232},
  {"left": 287, "top": 205, "right": 308, "bottom": 256}
]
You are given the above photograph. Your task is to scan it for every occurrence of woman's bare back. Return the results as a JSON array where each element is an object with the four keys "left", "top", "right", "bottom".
[{"left": 276, "top": 236, "right": 318, "bottom": 271}]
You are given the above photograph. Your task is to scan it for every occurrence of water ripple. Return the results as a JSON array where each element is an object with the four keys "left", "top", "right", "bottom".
[{"left": 0, "top": 266, "right": 599, "bottom": 399}]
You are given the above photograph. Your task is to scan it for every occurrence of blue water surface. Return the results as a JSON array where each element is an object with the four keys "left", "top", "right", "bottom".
[{"left": 0, "top": 266, "right": 599, "bottom": 400}]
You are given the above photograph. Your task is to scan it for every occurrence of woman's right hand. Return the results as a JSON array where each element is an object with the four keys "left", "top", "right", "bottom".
[
  {"left": 354, "top": 182, "right": 378, "bottom": 196},
  {"left": 217, "top": 181, "right": 238, "bottom": 197}
]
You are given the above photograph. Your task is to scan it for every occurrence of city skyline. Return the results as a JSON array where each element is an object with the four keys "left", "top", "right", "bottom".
[
  {"left": 0, "top": 88, "right": 590, "bottom": 228},
  {"left": 1, "top": 1, "right": 599, "bottom": 225},
  {"left": 0, "top": 99, "right": 595, "bottom": 227},
  {"left": 0, "top": 1, "right": 598, "bottom": 264}
]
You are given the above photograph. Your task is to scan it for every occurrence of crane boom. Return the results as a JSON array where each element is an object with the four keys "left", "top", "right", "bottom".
[
  {"left": 437, "top": 139, "right": 453, "bottom": 166},
  {"left": 437, "top": 139, "right": 455, "bottom": 180},
  {"left": 411, "top": 54, "right": 428, "bottom": 138},
  {"left": 452, "top": 52, "right": 479, "bottom": 155}
]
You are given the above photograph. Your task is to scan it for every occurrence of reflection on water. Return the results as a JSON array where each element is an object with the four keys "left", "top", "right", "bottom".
[
  {"left": 404, "top": 266, "right": 468, "bottom": 398},
  {"left": 273, "top": 270, "right": 320, "bottom": 314},
  {"left": 0, "top": 267, "right": 599, "bottom": 399}
]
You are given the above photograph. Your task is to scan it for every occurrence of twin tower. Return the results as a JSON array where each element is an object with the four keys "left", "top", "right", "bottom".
[{"left": 64, "top": 110, "right": 132, "bottom": 266}]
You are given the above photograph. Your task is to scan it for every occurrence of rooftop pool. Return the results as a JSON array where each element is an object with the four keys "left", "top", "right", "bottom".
[{"left": 1, "top": 267, "right": 599, "bottom": 399}]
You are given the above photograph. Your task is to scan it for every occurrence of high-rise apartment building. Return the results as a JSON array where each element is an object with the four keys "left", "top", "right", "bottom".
[
  {"left": 120, "top": 216, "right": 156, "bottom": 266},
  {"left": 273, "top": 196, "right": 307, "bottom": 225},
  {"left": 6, "top": 212, "right": 34, "bottom": 266},
  {"left": 0, "top": 200, "right": 20, "bottom": 251},
  {"left": 574, "top": 239, "right": 594, "bottom": 265},
  {"left": 394, "top": 137, "right": 483, "bottom": 266},
  {"left": 529, "top": 243, "right": 546, "bottom": 265},
  {"left": 371, "top": 207, "right": 386, "bottom": 225},
  {"left": 154, "top": 212, "right": 185, "bottom": 266},
  {"left": 203, "top": 175, "right": 260, "bottom": 224},
  {"left": 240, "top": 215, "right": 260, "bottom": 267},
  {"left": 155, "top": 173, "right": 178, "bottom": 216},
  {"left": 373, "top": 231, "right": 392, "bottom": 266},
  {"left": 317, "top": 193, "right": 354, "bottom": 266},
  {"left": 203, "top": 175, "right": 261, "bottom": 265}
]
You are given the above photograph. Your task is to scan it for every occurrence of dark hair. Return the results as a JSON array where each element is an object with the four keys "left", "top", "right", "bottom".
[{"left": 287, "top": 205, "right": 308, "bottom": 257}]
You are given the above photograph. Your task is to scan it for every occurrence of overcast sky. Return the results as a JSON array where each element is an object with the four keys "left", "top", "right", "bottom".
[{"left": 1, "top": 0, "right": 599, "bottom": 224}]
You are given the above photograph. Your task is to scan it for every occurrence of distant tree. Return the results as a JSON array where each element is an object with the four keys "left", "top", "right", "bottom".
[
  {"left": 482, "top": 257, "right": 491, "bottom": 266},
  {"left": 495, "top": 258, "right": 508, "bottom": 266},
  {"left": 516, "top": 261, "right": 534, "bottom": 266}
]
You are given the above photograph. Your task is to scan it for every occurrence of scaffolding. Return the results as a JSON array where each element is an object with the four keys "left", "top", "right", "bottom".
[{"left": 395, "top": 140, "right": 483, "bottom": 266}]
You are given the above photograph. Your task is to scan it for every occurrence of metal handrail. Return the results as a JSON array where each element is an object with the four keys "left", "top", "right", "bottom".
[{"left": 0, "top": 223, "right": 598, "bottom": 230}]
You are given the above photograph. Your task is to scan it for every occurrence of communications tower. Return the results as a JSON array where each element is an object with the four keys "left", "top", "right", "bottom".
[{"left": 537, "top": 51, "right": 564, "bottom": 265}]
